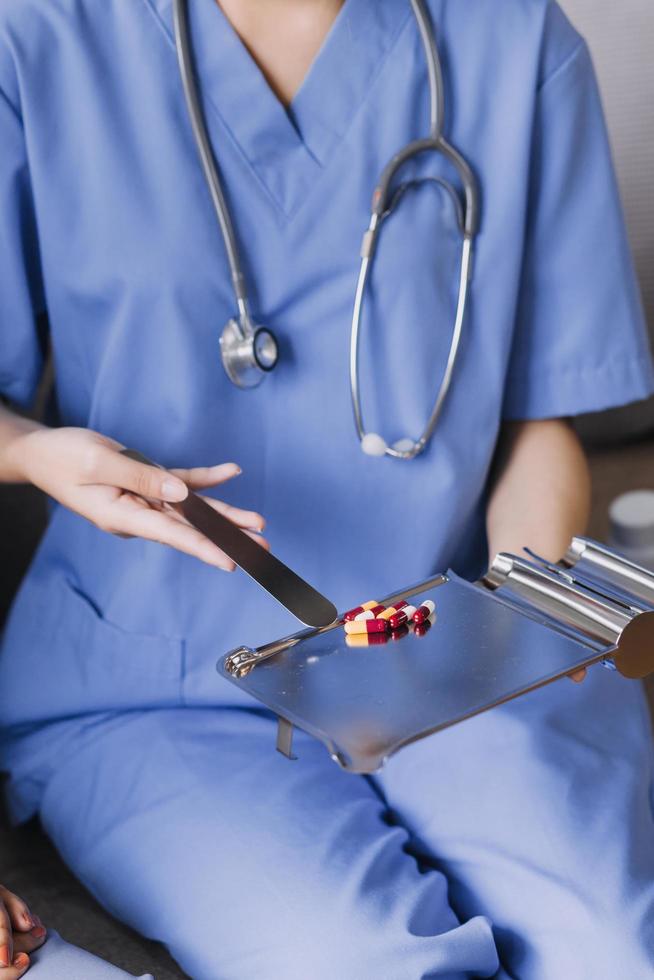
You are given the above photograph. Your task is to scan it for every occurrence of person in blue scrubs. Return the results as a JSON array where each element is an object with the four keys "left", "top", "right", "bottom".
[{"left": 1, "top": 0, "right": 653, "bottom": 977}]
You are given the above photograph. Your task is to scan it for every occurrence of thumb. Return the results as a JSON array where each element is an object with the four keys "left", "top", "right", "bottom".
[{"left": 98, "top": 448, "right": 188, "bottom": 503}]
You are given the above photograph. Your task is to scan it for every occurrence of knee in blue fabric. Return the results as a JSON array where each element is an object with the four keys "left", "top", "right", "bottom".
[
  {"left": 38, "top": 710, "right": 501, "bottom": 980},
  {"left": 27, "top": 931, "right": 153, "bottom": 979}
]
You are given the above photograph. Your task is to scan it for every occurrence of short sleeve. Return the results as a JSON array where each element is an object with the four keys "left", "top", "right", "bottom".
[
  {"left": 502, "top": 36, "right": 654, "bottom": 420},
  {"left": 0, "top": 84, "right": 47, "bottom": 410}
]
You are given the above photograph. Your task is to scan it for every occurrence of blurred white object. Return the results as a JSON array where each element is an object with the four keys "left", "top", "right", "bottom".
[{"left": 608, "top": 490, "right": 654, "bottom": 569}]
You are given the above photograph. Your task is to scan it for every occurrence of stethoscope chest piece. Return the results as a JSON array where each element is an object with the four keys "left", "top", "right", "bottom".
[{"left": 220, "top": 317, "right": 279, "bottom": 389}]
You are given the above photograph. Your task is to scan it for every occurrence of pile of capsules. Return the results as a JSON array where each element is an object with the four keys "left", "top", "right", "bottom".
[{"left": 342, "top": 598, "right": 436, "bottom": 647}]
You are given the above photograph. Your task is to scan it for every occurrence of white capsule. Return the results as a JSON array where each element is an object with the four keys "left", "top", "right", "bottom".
[{"left": 361, "top": 432, "right": 387, "bottom": 457}]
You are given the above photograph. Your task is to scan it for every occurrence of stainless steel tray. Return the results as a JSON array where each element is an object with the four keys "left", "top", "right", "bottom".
[{"left": 217, "top": 538, "right": 654, "bottom": 773}]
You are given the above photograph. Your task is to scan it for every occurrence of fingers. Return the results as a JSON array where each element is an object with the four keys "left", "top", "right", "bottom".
[
  {"left": 119, "top": 507, "right": 237, "bottom": 571},
  {"left": 162, "top": 500, "right": 270, "bottom": 552},
  {"left": 76, "top": 451, "right": 269, "bottom": 565},
  {"left": 0, "top": 890, "right": 33, "bottom": 936},
  {"left": 569, "top": 668, "right": 587, "bottom": 683},
  {"left": 242, "top": 529, "right": 270, "bottom": 551},
  {"left": 116, "top": 497, "right": 270, "bottom": 566},
  {"left": 0, "top": 887, "right": 42, "bottom": 971},
  {"left": 199, "top": 496, "right": 266, "bottom": 533},
  {"left": 82, "top": 445, "right": 247, "bottom": 506},
  {"left": 3, "top": 952, "right": 30, "bottom": 978},
  {"left": 170, "top": 463, "right": 241, "bottom": 489},
  {"left": 0, "top": 905, "right": 12, "bottom": 968},
  {"left": 80, "top": 445, "right": 188, "bottom": 503},
  {"left": 13, "top": 923, "right": 47, "bottom": 956},
  {"left": 191, "top": 496, "right": 270, "bottom": 549},
  {"left": 172, "top": 501, "right": 270, "bottom": 548}
]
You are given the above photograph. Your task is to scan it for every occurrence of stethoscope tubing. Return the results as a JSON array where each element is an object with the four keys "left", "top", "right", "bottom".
[
  {"left": 173, "top": 0, "right": 251, "bottom": 328},
  {"left": 350, "top": 228, "right": 474, "bottom": 460},
  {"left": 174, "top": 0, "right": 480, "bottom": 455},
  {"left": 409, "top": 0, "right": 445, "bottom": 139}
]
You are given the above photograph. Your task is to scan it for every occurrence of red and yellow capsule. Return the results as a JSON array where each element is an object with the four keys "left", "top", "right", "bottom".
[
  {"left": 377, "top": 601, "right": 409, "bottom": 622},
  {"left": 344, "top": 618, "right": 389, "bottom": 635},
  {"left": 344, "top": 600, "right": 379, "bottom": 622},
  {"left": 413, "top": 600, "right": 436, "bottom": 625},
  {"left": 354, "top": 604, "right": 386, "bottom": 621},
  {"left": 388, "top": 604, "right": 417, "bottom": 629}
]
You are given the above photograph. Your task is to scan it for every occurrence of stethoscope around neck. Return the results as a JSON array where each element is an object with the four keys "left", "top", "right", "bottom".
[{"left": 173, "top": 0, "right": 479, "bottom": 460}]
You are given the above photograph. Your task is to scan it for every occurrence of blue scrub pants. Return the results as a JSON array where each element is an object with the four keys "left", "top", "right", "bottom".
[
  {"left": 25, "top": 931, "right": 152, "bottom": 978},
  {"left": 38, "top": 668, "right": 654, "bottom": 979}
]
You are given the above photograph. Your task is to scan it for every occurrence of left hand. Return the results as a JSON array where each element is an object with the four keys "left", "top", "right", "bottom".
[{"left": 0, "top": 884, "right": 47, "bottom": 974}]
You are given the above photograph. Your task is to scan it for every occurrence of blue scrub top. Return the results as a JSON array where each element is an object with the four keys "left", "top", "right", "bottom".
[{"left": 1, "top": 0, "right": 652, "bottom": 819}]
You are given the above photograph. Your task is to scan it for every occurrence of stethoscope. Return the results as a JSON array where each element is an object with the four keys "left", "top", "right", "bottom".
[{"left": 173, "top": 0, "right": 479, "bottom": 459}]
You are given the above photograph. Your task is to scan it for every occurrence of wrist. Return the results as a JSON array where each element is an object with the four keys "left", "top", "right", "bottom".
[{"left": 2, "top": 417, "right": 47, "bottom": 484}]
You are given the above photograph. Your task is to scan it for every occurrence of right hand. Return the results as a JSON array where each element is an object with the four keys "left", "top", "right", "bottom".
[
  {"left": 0, "top": 884, "right": 47, "bottom": 976},
  {"left": 9, "top": 426, "right": 269, "bottom": 570}
]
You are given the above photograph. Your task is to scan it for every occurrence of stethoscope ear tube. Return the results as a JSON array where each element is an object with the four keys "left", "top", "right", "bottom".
[{"left": 173, "top": 0, "right": 248, "bottom": 309}]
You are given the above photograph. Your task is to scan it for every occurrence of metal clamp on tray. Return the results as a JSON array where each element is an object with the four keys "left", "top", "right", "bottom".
[{"left": 482, "top": 538, "right": 654, "bottom": 679}]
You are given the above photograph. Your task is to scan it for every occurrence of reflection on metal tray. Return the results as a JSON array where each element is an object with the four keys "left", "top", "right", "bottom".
[{"left": 217, "top": 538, "right": 654, "bottom": 774}]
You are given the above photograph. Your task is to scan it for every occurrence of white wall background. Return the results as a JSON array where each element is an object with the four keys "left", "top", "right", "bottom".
[{"left": 560, "top": 0, "right": 654, "bottom": 439}]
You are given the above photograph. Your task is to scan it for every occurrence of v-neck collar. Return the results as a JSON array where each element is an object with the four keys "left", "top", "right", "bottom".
[{"left": 143, "top": 0, "right": 411, "bottom": 217}]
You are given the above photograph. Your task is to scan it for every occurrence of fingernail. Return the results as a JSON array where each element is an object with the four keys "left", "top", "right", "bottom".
[
  {"left": 0, "top": 945, "right": 9, "bottom": 967},
  {"left": 31, "top": 925, "right": 46, "bottom": 938},
  {"left": 22, "top": 911, "right": 34, "bottom": 927},
  {"left": 161, "top": 479, "right": 187, "bottom": 502},
  {"left": 13, "top": 952, "right": 28, "bottom": 968}
]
